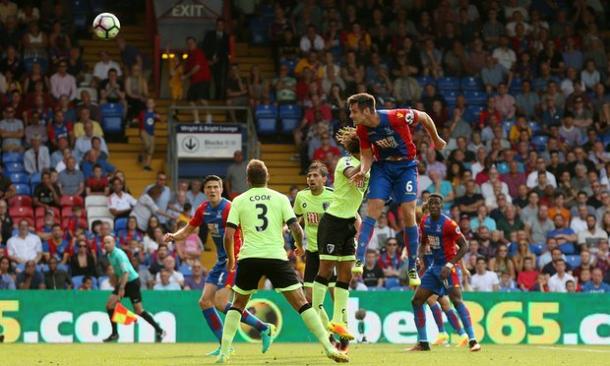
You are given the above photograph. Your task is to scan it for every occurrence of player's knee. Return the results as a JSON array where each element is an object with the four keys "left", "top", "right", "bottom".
[
  {"left": 367, "top": 201, "right": 384, "bottom": 218},
  {"left": 411, "top": 295, "right": 425, "bottom": 306}
]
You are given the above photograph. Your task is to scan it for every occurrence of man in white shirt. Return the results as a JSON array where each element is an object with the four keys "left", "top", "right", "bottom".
[
  {"left": 130, "top": 185, "right": 170, "bottom": 231},
  {"left": 299, "top": 24, "right": 325, "bottom": 53},
  {"left": 570, "top": 205, "right": 589, "bottom": 233},
  {"left": 93, "top": 51, "right": 122, "bottom": 83},
  {"left": 108, "top": 177, "right": 137, "bottom": 218},
  {"left": 526, "top": 158, "right": 557, "bottom": 189},
  {"left": 154, "top": 256, "right": 184, "bottom": 288},
  {"left": 368, "top": 214, "right": 396, "bottom": 252},
  {"left": 470, "top": 257, "right": 499, "bottom": 292},
  {"left": 548, "top": 259, "right": 575, "bottom": 293},
  {"left": 577, "top": 214, "right": 608, "bottom": 249},
  {"left": 491, "top": 36, "right": 516, "bottom": 70},
  {"left": 153, "top": 269, "right": 181, "bottom": 291},
  {"left": 50, "top": 61, "right": 77, "bottom": 100},
  {"left": 7, "top": 220, "right": 43, "bottom": 264},
  {"left": 23, "top": 134, "right": 50, "bottom": 174}
]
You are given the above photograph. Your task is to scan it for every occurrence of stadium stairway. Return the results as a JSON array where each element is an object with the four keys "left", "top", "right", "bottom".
[{"left": 235, "top": 43, "right": 305, "bottom": 193}]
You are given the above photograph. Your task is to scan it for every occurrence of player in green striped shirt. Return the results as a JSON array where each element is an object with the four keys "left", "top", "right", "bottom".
[
  {"left": 217, "top": 159, "right": 348, "bottom": 364},
  {"left": 313, "top": 127, "right": 369, "bottom": 343},
  {"left": 102, "top": 236, "right": 165, "bottom": 343}
]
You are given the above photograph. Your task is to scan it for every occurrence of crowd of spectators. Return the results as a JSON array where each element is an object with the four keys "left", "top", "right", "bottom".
[
  {"left": 0, "top": 1, "right": 212, "bottom": 292},
  {"left": 233, "top": 0, "right": 610, "bottom": 293}
]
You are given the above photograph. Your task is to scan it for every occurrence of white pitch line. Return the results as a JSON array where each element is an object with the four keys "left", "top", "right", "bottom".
[{"left": 536, "top": 346, "right": 610, "bottom": 353}]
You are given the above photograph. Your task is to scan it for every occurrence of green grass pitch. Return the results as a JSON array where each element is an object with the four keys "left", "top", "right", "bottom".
[{"left": 3, "top": 343, "right": 610, "bottom": 366}]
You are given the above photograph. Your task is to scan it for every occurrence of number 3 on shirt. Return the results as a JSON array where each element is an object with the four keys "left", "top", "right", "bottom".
[{"left": 255, "top": 203, "right": 268, "bottom": 231}]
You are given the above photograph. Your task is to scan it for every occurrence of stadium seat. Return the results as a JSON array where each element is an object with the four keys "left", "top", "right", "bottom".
[
  {"left": 529, "top": 121, "right": 541, "bottom": 135},
  {"left": 464, "top": 91, "right": 488, "bottom": 106},
  {"left": 10, "top": 205, "right": 34, "bottom": 218},
  {"left": 497, "top": 162, "right": 509, "bottom": 174},
  {"left": 60, "top": 195, "right": 84, "bottom": 207},
  {"left": 61, "top": 217, "right": 88, "bottom": 231},
  {"left": 88, "top": 206, "right": 112, "bottom": 218},
  {"left": 61, "top": 206, "right": 74, "bottom": 219},
  {"left": 23, "top": 57, "right": 49, "bottom": 74},
  {"left": 367, "top": 287, "right": 386, "bottom": 291},
  {"left": 9, "top": 195, "right": 32, "bottom": 207},
  {"left": 114, "top": 217, "right": 128, "bottom": 232},
  {"left": 559, "top": 243, "right": 576, "bottom": 255},
  {"left": 436, "top": 77, "right": 460, "bottom": 92},
  {"left": 9, "top": 173, "right": 29, "bottom": 184},
  {"left": 14, "top": 184, "right": 31, "bottom": 196},
  {"left": 2, "top": 152, "right": 23, "bottom": 164},
  {"left": 72, "top": 275, "right": 84, "bottom": 289},
  {"left": 530, "top": 243, "right": 546, "bottom": 255},
  {"left": 441, "top": 91, "right": 458, "bottom": 106},
  {"left": 255, "top": 104, "right": 278, "bottom": 135},
  {"left": 85, "top": 195, "right": 108, "bottom": 208},
  {"left": 384, "top": 277, "right": 401, "bottom": 289},
  {"left": 280, "top": 59, "right": 297, "bottom": 75},
  {"left": 502, "top": 120, "right": 513, "bottom": 134},
  {"left": 5, "top": 162, "right": 25, "bottom": 174},
  {"left": 509, "top": 78, "right": 523, "bottom": 94},
  {"left": 565, "top": 255, "right": 581, "bottom": 269},
  {"left": 279, "top": 104, "right": 302, "bottom": 134},
  {"left": 30, "top": 172, "right": 41, "bottom": 185},
  {"left": 460, "top": 77, "right": 483, "bottom": 91},
  {"left": 531, "top": 135, "right": 549, "bottom": 152},
  {"left": 100, "top": 103, "right": 124, "bottom": 134},
  {"left": 415, "top": 76, "right": 435, "bottom": 87},
  {"left": 35, "top": 217, "right": 45, "bottom": 231},
  {"left": 179, "top": 263, "right": 192, "bottom": 276},
  {"left": 249, "top": 18, "right": 269, "bottom": 44}
]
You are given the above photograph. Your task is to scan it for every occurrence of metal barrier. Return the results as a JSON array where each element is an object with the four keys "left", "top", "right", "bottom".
[{"left": 166, "top": 105, "right": 259, "bottom": 188}]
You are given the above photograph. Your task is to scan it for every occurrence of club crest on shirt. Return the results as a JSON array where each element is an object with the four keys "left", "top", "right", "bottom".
[
  {"left": 326, "top": 244, "right": 335, "bottom": 254},
  {"left": 302, "top": 202, "right": 307, "bottom": 208}
]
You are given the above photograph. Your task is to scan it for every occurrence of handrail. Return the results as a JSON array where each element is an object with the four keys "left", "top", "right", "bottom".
[{"left": 166, "top": 105, "right": 259, "bottom": 189}]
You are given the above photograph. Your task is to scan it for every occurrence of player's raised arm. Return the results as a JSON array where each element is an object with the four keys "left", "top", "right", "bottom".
[
  {"left": 414, "top": 110, "right": 447, "bottom": 150},
  {"left": 163, "top": 222, "right": 196, "bottom": 243}
]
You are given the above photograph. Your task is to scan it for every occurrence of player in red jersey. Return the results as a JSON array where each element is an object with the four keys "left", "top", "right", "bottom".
[
  {"left": 410, "top": 194, "right": 481, "bottom": 352},
  {"left": 348, "top": 92, "right": 446, "bottom": 286}
]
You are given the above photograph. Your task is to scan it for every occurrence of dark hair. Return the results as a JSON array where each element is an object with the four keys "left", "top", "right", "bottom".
[
  {"left": 476, "top": 256, "right": 487, "bottom": 264},
  {"left": 307, "top": 161, "right": 329, "bottom": 177},
  {"left": 183, "top": 202, "right": 192, "bottom": 212},
  {"left": 247, "top": 159, "right": 268, "bottom": 186},
  {"left": 203, "top": 175, "right": 223, "bottom": 187},
  {"left": 186, "top": 36, "right": 196, "bottom": 42},
  {"left": 93, "top": 164, "right": 101, "bottom": 169},
  {"left": 347, "top": 92, "right": 376, "bottom": 112}
]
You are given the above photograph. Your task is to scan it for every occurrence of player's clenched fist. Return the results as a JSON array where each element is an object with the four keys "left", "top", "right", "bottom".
[{"left": 162, "top": 233, "right": 175, "bottom": 243}]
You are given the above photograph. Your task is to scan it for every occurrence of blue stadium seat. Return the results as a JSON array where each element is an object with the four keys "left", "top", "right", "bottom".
[
  {"left": 72, "top": 0, "right": 91, "bottom": 31},
  {"left": 463, "top": 105, "right": 484, "bottom": 123},
  {"left": 441, "top": 91, "right": 458, "bottom": 106},
  {"left": 509, "top": 78, "right": 523, "bottom": 95},
  {"left": 530, "top": 243, "right": 546, "bottom": 255},
  {"left": 114, "top": 217, "right": 128, "bottom": 233},
  {"left": 30, "top": 172, "right": 41, "bottom": 185},
  {"left": 100, "top": 103, "right": 124, "bottom": 134},
  {"left": 436, "top": 77, "right": 460, "bottom": 92},
  {"left": 4, "top": 162, "right": 25, "bottom": 173},
  {"left": 464, "top": 90, "right": 488, "bottom": 106},
  {"left": 90, "top": 277, "right": 99, "bottom": 290},
  {"left": 2, "top": 152, "right": 23, "bottom": 164},
  {"left": 98, "top": 276, "right": 109, "bottom": 287},
  {"left": 559, "top": 243, "right": 576, "bottom": 255},
  {"left": 72, "top": 275, "right": 85, "bottom": 289},
  {"left": 460, "top": 77, "right": 483, "bottom": 91},
  {"left": 14, "top": 184, "right": 31, "bottom": 196},
  {"left": 179, "top": 263, "right": 192, "bottom": 276},
  {"left": 279, "top": 104, "right": 302, "bottom": 134},
  {"left": 280, "top": 59, "right": 297, "bottom": 75},
  {"left": 529, "top": 121, "right": 541, "bottom": 135},
  {"left": 502, "top": 120, "right": 513, "bottom": 134},
  {"left": 497, "top": 162, "right": 509, "bottom": 174},
  {"left": 384, "top": 277, "right": 401, "bottom": 289},
  {"left": 532, "top": 135, "right": 549, "bottom": 152},
  {"left": 255, "top": 104, "right": 278, "bottom": 135},
  {"left": 249, "top": 18, "right": 269, "bottom": 44},
  {"left": 367, "top": 287, "right": 386, "bottom": 291},
  {"left": 9, "top": 173, "right": 29, "bottom": 184},
  {"left": 415, "top": 76, "right": 435, "bottom": 87},
  {"left": 565, "top": 255, "right": 581, "bottom": 269}
]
